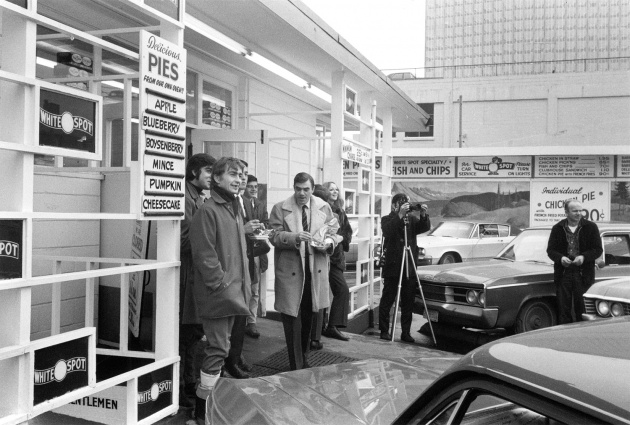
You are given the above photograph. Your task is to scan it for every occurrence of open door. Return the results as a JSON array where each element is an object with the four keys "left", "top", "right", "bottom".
[{"left": 190, "top": 129, "right": 268, "bottom": 179}]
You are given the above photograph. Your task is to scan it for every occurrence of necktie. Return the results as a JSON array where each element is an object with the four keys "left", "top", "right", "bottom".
[
  {"left": 302, "top": 205, "right": 310, "bottom": 271},
  {"left": 302, "top": 205, "right": 309, "bottom": 232}
]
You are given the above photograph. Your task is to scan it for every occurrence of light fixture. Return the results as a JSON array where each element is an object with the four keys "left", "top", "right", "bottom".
[
  {"left": 246, "top": 51, "right": 308, "bottom": 87},
  {"left": 185, "top": 14, "right": 248, "bottom": 56},
  {"left": 36, "top": 57, "right": 57, "bottom": 68}
]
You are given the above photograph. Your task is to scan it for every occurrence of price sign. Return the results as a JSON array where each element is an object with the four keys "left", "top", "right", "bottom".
[
  {"left": 617, "top": 156, "right": 630, "bottom": 178},
  {"left": 530, "top": 181, "right": 610, "bottom": 226},
  {"left": 535, "top": 156, "right": 614, "bottom": 178}
]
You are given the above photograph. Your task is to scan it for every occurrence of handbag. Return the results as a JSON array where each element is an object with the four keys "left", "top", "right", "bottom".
[{"left": 248, "top": 238, "right": 270, "bottom": 259}]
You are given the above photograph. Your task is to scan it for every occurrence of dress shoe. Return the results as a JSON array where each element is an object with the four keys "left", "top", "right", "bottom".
[
  {"left": 245, "top": 323, "right": 260, "bottom": 339},
  {"left": 401, "top": 333, "right": 415, "bottom": 343},
  {"left": 322, "top": 326, "right": 349, "bottom": 341},
  {"left": 380, "top": 331, "right": 392, "bottom": 340},
  {"left": 239, "top": 355, "right": 253, "bottom": 372},
  {"left": 224, "top": 362, "right": 251, "bottom": 379},
  {"left": 310, "top": 340, "right": 323, "bottom": 350}
]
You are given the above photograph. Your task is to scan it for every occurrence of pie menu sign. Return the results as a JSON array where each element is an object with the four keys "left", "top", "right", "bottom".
[
  {"left": 139, "top": 31, "right": 186, "bottom": 217},
  {"left": 534, "top": 156, "right": 614, "bottom": 178}
]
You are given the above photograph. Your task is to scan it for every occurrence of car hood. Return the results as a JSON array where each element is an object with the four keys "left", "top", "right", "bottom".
[
  {"left": 417, "top": 235, "right": 467, "bottom": 248},
  {"left": 585, "top": 278, "right": 630, "bottom": 299},
  {"left": 417, "top": 260, "right": 553, "bottom": 285},
  {"left": 208, "top": 357, "right": 458, "bottom": 424}
]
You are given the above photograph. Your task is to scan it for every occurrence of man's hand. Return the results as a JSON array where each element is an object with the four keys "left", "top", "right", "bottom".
[
  {"left": 244, "top": 219, "right": 262, "bottom": 235},
  {"left": 420, "top": 204, "right": 428, "bottom": 217},
  {"left": 297, "top": 231, "right": 312, "bottom": 242},
  {"left": 397, "top": 202, "right": 410, "bottom": 219},
  {"left": 561, "top": 256, "right": 573, "bottom": 267},
  {"left": 572, "top": 255, "right": 585, "bottom": 266}
]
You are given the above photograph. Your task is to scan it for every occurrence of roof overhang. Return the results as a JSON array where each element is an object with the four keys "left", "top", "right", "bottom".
[{"left": 186, "top": 0, "right": 429, "bottom": 132}]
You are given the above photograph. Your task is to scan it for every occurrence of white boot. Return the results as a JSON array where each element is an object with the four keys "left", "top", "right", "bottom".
[{"left": 196, "top": 370, "right": 220, "bottom": 400}]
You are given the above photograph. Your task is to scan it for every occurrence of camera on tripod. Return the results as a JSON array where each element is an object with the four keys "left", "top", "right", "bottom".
[{"left": 408, "top": 203, "right": 425, "bottom": 212}]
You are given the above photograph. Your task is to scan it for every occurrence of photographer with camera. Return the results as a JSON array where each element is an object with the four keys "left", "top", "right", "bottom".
[{"left": 378, "top": 194, "right": 430, "bottom": 343}]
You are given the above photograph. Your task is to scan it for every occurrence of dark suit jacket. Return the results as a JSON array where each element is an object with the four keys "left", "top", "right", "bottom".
[
  {"left": 244, "top": 196, "right": 269, "bottom": 272},
  {"left": 381, "top": 211, "right": 431, "bottom": 279}
]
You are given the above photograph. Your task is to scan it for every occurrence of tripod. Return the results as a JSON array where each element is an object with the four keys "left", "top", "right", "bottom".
[{"left": 390, "top": 214, "right": 437, "bottom": 346}]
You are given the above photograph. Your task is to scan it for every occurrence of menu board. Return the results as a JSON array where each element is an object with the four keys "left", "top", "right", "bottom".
[
  {"left": 342, "top": 139, "right": 372, "bottom": 166},
  {"left": 457, "top": 155, "right": 532, "bottom": 178},
  {"left": 535, "top": 156, "right": 614, "bottom": 178},
  {"left": 617, "top": 156, "right": 630, "bottom": 178},
  {"left": 138, "top": 31, "right": 186, "bottom": 217},
  {"left": 530, "top": 181, "right": 610, "bottom": 226}
]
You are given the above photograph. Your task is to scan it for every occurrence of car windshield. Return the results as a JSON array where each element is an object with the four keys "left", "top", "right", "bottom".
[
  {"left": 429, "top": 222, "right": 475, "bottom": 238},
  {"left": 496, "top": 228, "right": 553, "bottom": 264}
]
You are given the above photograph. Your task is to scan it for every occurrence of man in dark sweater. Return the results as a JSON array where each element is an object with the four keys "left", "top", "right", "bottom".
[{"left": 547, "top": 199, "right": 603, "bottom": 324}]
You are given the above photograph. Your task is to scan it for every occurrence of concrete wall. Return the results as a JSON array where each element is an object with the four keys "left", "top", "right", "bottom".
[{"left": 393, "top": 71, "right": 630, "bottom": 151}]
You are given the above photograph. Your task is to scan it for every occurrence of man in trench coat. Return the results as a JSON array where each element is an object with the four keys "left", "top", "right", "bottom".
[{"left": 269, "top": 172, "right": 336, "bottom": 370}]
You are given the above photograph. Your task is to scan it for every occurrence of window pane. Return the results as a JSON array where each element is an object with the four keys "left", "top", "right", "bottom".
[
  {"left": 461, "top": 393, "right": 566, "bottom": 425},
  {"left": 186, "top": 71, "right": 198, "bottom": 124},
  {"left": 202, "top": 81, "right": 232, "bottom": 129}
]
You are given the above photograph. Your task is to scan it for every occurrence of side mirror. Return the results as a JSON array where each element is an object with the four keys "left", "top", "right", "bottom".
[{"left": 595, "top": 258, "right": 606, "bottom": 269}]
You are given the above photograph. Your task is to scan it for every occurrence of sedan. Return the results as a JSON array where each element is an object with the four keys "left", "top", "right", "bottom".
[
  {"left": 583, "top": 276, "right": 630, "bottom": 321},
  {"left": 417, "top": 221, "right": 515, "bottom": 265},
  {"left": 206, "top": 318, "right": 630, "bottom": 424},
  {"left": 414, "top": 223, "right": 630, "bottom": 333}
]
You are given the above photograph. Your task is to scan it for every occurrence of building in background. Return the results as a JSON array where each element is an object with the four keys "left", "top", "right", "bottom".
[{"left": 424, "top": 0, "right": 630, "bottom": 79}]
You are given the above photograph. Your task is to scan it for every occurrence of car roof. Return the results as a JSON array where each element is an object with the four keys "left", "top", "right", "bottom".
[
  {"left": 436, "top": 220, "right": 510, "bottom": 225},
  {"left": 448, "top": 317, "right": 630, "bottom": 422}
]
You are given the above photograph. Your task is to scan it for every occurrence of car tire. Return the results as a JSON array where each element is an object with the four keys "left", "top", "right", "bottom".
[
  {"left": 438, "top": 253, "right": 458, "bottom": 264},
  {"left": 514, "top": 299, "right": 557, "bottom": 334}
]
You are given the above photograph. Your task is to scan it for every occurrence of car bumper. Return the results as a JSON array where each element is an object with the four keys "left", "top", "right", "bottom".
[
  {"left": 417, "top": 256, "right": 435, "bottom": 266},
  {"left": 582, "top": 313, "right": 606, "bottom": 321},
  {"left": 415, "top": 300, "right": 499, "bottom": 329}
]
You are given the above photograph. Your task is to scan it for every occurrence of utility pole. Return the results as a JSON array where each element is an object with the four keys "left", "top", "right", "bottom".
[{"left": 457, "top": 95, "right": 463, "bottom": 148}]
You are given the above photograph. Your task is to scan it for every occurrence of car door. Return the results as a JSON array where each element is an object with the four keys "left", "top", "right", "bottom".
[
  {"left": 596, "top": 233, "right": 630, "bottom": 281},
  {"left": 472, "top": 224, "right": 511, "bottom": 260}
]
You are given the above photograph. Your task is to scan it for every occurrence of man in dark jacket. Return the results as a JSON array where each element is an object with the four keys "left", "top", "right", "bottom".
[
  {"left": 179, "top": 153, "right": 215, "bottom": 407},
  {"left": 379, "top": 194, "right": 430, "bottom": 343},
  {"left": 190, "top": 157, "right": 262, "bottom": 410},
  {"left": 547, "top": 199, "right": 603, "bottom": 324}
]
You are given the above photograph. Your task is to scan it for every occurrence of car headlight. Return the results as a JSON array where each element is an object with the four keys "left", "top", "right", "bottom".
[
  {"left": 596, "top": 300, "right": 610, "bottom": 317},
  {"left": 418, "top": 248, "right": 425, "bottom": 256},
  {"left": 466, "top": 290, "right": 478, "bottom": 305},
  {"left": 478, "top": 292, "right": 486, "bottom": 307},
  {"left": 610, "top": 303, "right": 624, "bottom": 317}
]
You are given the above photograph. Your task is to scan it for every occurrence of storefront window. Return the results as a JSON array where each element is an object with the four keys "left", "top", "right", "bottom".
[
  {"left": 186, "top": 71, "right": 198, "bottom": 125},
  {"left": 202, "top": 81, "right": 232, "bottom": 129}
]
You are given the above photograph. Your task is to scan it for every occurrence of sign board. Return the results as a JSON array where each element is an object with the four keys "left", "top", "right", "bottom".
[
  {"left": 39, "top": 89, "right": 96, "bottom": 154},
  {"left": 393, "top": 157, "right": 455, "bottom": 179},
  {"left": 617, "top": 156, "right": 630, "bottom": 178},
  {"left": 0, "top": 219, "right": 23, "bottom": 280},
  {"left": 137, "top": 365, "right": 173, "bottom": 421},
  {"left": 34, "top": 337, "right": 89, "bottom": 406},
  {"left": 457, "top": 156, "right": 532, "bottom": 178},
  {"left": 138, "top": 31, "right": 186, "bottom": 217},
  {"left": 534, "top": 155, "right": 614, "bottom": 178},
  {"left": 128, "top": 220, "right": 149, "bottom": 338},
  {"left": 341, "top": 139, "right": 372, "bottom": 165},
  {"left": 54, "top": 385, "right": 126, "bottom": 425},
  {"left": 530, "top": 181, "right": 610, "bottom": 226}
]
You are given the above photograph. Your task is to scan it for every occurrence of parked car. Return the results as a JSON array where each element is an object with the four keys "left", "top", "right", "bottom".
[
  {"left": 583, "top": 276, "right": 630, "bottom": 321},
  {"left": 414, "top": 223, "right": 630, "bottom": 333},
  {"left": 417, "top": 220, "right": 515, "bottom": 265},
  {"left": 206, "top": 318, "right": 630, "bottom": 424}
]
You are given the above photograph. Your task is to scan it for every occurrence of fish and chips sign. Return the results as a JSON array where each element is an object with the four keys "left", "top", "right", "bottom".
[{"left": 138, "top": 31, "right": 186, "bottom": 217}]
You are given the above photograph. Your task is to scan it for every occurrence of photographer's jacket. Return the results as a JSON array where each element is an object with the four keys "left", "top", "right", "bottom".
[{"left": 381, "top": 212, "right": 431, "bottom": 279}]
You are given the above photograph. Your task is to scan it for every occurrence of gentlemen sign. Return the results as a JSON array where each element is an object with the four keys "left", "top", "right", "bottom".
[{"left": 139, "top": 31, "right": 186, "bottom": 217}]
